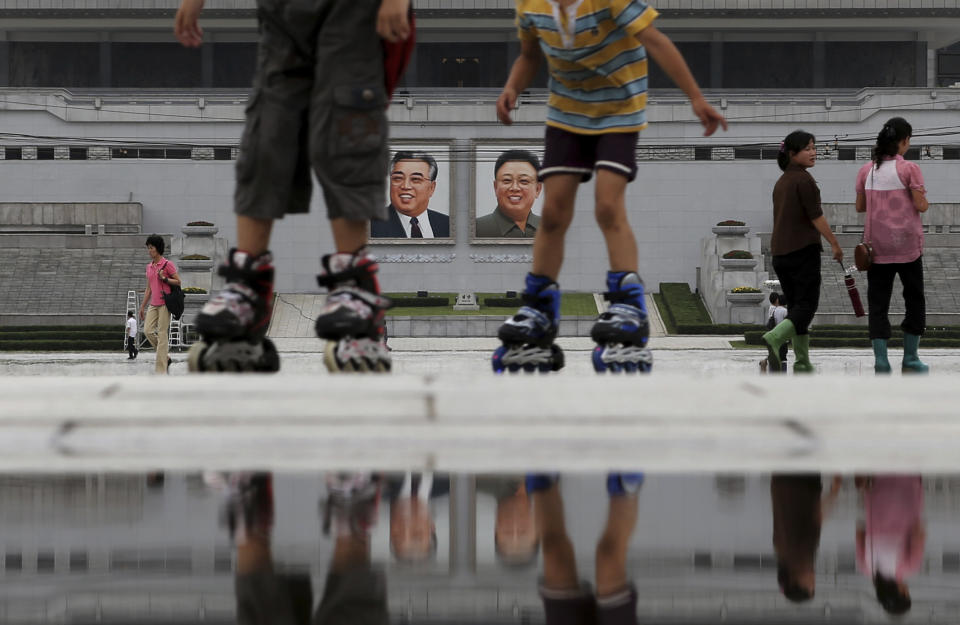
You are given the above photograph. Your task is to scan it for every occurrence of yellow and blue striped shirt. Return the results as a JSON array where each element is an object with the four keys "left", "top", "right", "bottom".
[{"left": 516, "top": 0, "right": 659, "bottom": 134}]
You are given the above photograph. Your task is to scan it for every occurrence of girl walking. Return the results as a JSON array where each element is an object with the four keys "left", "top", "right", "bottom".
[
  {"left": 855, "top": 117, "right": 929, "bottom": 374},
  {"left": 762, "top": 131, "right": 843, "bottom": 373}
]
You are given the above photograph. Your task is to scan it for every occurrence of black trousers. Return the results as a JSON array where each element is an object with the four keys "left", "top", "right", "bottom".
[
  {"left": 867, "top": 257, "right": 925, "bottom": 339},
  {"left": 771, "top": 244, "right": 821, "bottom": 335},
  {"left": 127, "top": 336, "right": 138, "bottom": 358}
]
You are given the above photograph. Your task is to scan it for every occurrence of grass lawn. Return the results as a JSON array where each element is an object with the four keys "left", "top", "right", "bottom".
[{"left": 384, "top": 292, "right": 599, "bottom": 316}]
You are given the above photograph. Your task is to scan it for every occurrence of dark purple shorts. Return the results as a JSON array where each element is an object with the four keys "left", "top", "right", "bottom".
[
  {"left": 540, "top": 126, "right": 639, "bottom": 183},
  {"left": 541, "top": 584, "right": 638, "bottom": 625}
]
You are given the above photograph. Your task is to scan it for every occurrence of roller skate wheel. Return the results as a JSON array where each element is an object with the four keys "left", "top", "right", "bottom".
[
  {"left": 187, "top": 342, "right": 208, "bottom": 372},
  {"left": 491, "top": 345, "right": 509, "bottom": 374},
  {"left": 259, "top": 339, "right": 281, "bottom": 373},
  {"left": 550, "top": 344, "right": 565, "bottom": 372},
  {"left": 592, "top": 345, "right": 607, "bottom": 373}
]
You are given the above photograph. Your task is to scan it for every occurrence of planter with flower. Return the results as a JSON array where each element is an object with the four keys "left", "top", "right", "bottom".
[
  {"left": 712, "top": 220, "right": 750, "bottom": 236},
  {"left": 726, "top": 286, "right": 765, "bottom": 304},
  {"left": 720, "top": 249, "right": 758, "bottom": 270}
]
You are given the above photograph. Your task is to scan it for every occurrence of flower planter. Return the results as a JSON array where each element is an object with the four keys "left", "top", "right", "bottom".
[
  {"left": 719, "top": 258, "right": 758, "bottom": 270},
  {"left": 726, "top": 292, "right": 765, "bottom": 304},
  {"left": 181, "top": 226, "right": 219, "bottom": 236},
  {"left": 178, "top": 259, "right": 215, "bottom": 271},
  {"left": 184, "top": 293, "right": 210, "bottom": 303},
  {"left": 712, "top": 225, "right": 750, "bottom": 236}
]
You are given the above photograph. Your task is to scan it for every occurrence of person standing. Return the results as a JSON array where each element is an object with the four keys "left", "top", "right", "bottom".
[
  {"left": 139, "top": 234, "right": 181, "bottom": 374},
  {"left": 762, "top": 131, "right": 843, "bottom": 374},
  {"left": 855, "top": 117, "right": 929, "bottom": 374},
  {"left": 125, "top": 311, "right": 139, "bottom": 360}
]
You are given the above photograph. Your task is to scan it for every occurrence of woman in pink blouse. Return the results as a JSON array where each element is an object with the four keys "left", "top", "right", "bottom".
[{"left": 855, "top": 118, "right": 929, "bottom": 374}]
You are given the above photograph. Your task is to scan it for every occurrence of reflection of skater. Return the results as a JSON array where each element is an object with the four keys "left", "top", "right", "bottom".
[
  {"left": 125, "top": 311, "right": 139, "bottom": 360},
  {"left": 762, "top": 132, "right": 843, "bottom": 374},
  {"left": 224, "top": 472, "right": 388, "bottom": 625},
  {"left": 492, "top": 0, "right": 726, "bottom": 374},
  {"left": 175, "top": 0, "right": 411, "bottom": 373},
  {"left": 139, "top": 235, "right": 180, "bottom": 374},
  {"left": 855, "top": 475, "right": 925, "bottom": 616},
  {"left": 855, "top": 117, "right": 929, "bottom": 374},
  {"left": 530, "top": 474, "right": 643, "bottom": 625},
  {"left": 770, "top": 474, "right": 840, "bottom": 602}
]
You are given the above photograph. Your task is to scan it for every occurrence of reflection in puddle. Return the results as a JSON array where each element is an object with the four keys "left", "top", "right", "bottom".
[{"left": 0, "top": 472, "right": 957, "bottom": 624}]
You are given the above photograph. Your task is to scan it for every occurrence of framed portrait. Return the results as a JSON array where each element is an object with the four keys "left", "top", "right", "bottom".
[
  {"left": 471, "top": 141, "right": 545, "bottom": 245},
  {"left": 369, "top": 141, "right": 455, "bottom": 245}
]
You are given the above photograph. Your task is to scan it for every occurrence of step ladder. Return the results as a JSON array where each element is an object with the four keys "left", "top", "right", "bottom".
[
  {"left": 168, "top": 318, "right": 183, "bottom": 352},
  {"left": 125, "top": 290, "right": 142, "bottom": 350}
]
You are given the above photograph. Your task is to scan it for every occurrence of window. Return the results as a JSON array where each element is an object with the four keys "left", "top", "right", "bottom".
[
  {"left": 214, "top": 148, "right": 232, "bottom": 160},
  {"left": 734, "top": 147, "right": 761, "bottom": 160},
  {"left": 694, "top": 147, "right": 712, "bottom": 161},
  {"left": 904, "top": 147, "right": 920, "bottom": 161},
  {"left": 69, "top": 147, "right": 88, "bottom": 160},
  {"left": 112, "top": 43, "right": 201, "bottom": 88},
  {"left": 112, "top": 147, "right": 138, "bottom": 159},
  {"left": 943, "top": 147, "right": 960, "bottom": 160},
  {"left": 723, "top": 43, "right": 813, "bottom": 88},
  {"left": 166, "top": 148, "right": 192, "bottom": 159},
  {"left": 138, "top": 148, "right": 164, "bottom": 159},
  {"left": 8, "top": 42, "right": 100, "bottom": 87},
  {"left": 36, "top": 147, "right": 55, "bottom": 160},
  {"left": 825, "top": 42, "right": 917, "bottom": 88},
  {"left": 838, "top": 147, "right": 857, "bottom": 161},
  {"left": 5, "top": 147, "right": 23, "bottom": 160}
]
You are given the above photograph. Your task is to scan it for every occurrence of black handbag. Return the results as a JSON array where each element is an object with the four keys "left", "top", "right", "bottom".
[{"left": 160, "top": 261, "right": 185, "bottom": 320}]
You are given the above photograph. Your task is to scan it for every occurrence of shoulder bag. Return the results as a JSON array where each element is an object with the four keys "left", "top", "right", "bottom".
[
  {"left": 855, "top": 169, "right": 875, "bottom": 271},
  {"left": 160, "top": 260, "right": 185, "bottom": 320}
]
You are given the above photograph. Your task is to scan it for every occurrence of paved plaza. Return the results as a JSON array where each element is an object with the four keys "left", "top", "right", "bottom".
[{"left": 3, "top": 336, "right": 960, "bottom": 377}]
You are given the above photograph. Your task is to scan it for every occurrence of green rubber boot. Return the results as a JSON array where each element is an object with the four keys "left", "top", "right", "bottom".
[
  {"left": 901, "top": 333, "right": 929, "bottom": 374},
  {"left": 762, "top": 319, "right": 796, "bottom": 372},
  {"left": 792, "top": 334, "right": 815, "bottom": 374},
  {"left": 872, "top": 338, "right": 892, "bottom": 374}
]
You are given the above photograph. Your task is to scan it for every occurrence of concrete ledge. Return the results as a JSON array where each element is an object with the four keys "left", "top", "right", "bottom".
[
  {"left": 0, "top": 314, "right": 124, "bottom": 326},
  {"left": 0, "top": 374, "right": 958, "bottom": 472},
  {"left": 386, "top": 315, "right": 596, "bottom": 337}
]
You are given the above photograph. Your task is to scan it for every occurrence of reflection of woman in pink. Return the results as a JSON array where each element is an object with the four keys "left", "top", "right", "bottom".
[{"left": 855, "top": 475, "right": 926, "bottom": 616}]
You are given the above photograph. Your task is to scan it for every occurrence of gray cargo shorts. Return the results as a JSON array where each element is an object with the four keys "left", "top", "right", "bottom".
[{"left": 234, "top": 0, "right": 389, "bottom": 222}]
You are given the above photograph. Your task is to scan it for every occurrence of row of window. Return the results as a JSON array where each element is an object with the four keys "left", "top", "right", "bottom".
[
  {"left": 1, "top": 40, "right": 945, "bottom": 89},
  {"left": 5, "top": 146, "right": 960, "bottom": 162}
]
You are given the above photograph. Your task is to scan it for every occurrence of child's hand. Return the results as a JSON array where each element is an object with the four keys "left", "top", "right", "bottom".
[
  {"left": 692, "top": 97, "right": 728, "bottom": 137},
  {"left": 377, "top": 0, "right": 411, "bottom": 43},
  {"left": 174, "top": 0, "right": 205, "bottom": 48},
  {"left": 831, "top": 242, "right": 844, "bottom": 263},
  {"left": 496, "top": 87, "right": 518, "bottom": 125}
]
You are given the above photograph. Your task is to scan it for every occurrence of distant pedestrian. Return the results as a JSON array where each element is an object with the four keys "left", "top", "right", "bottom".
[
  {"left": 126, "top": 311, "right": 139, "bottom": 360},
  {"left": 762, "top": 130, "right": 843, "bottom": 374},
  {"left": 761, "top": 292, "right": 789, "bottom": 373},
  {"left": 855, "top": 117, "right": 929, "bottom": 374},
  {"left": 139, "top": 234, "right": 181, "bottom": 374}
]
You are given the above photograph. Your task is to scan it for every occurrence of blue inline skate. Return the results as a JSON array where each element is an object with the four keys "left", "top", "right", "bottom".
[
  {"left": 492, "top": 273, "right": 565, "bottom": 373},
  {"left": 591, "top": 271, "right": 652, "bottom": 374}
]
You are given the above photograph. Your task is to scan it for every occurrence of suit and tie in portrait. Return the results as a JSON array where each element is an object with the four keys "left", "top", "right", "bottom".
[{"left": 371, "top": 150, "right": 450, "bottom": 239}]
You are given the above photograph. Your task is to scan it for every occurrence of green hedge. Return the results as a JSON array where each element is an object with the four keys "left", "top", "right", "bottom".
[
  {"left": 658, "top": 283, "right": 712, "bottom": 328},
  {"left": 0, "top": 340, "right": 120, "bottom": 351},
  {"left": 0, "top": 325, "right": 124, "bottom": 333},
  {"left": 0, "top": 331, "right": 122, "bottom": 341},
  {"left": 483, "top": 297, "right": 521, "bottom": 307},
  {"left": 677, "top": 323, "right": 764, "bottom": 335},
  {"left": 388, "top": 297, "right": 450, "bottom": 307}
]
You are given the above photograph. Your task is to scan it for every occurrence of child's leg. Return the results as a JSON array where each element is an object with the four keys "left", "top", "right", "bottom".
[
  {"left": 593, "top": 169, "right": 636, "bottom": 273},
  {"left": 532, "top": 174, "right": 581, "bottom": 280},
  {"left": 330, "top": 218, "right": 370, "bottom": 255},
  {"left": 535, "top": 481, "right": 579, "bottom": 591},
  {"left": 236, "top": 216, "right": 274, "bottom": 256},
  {"left": 595, "top": 492, "right": 638, "bottom": 596}
]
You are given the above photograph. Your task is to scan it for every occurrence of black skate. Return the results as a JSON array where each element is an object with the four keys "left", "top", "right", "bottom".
[
  {"left": 492, "top": 275, "right": 564, "bottom": 373},
  {"left": 591, "top": 272, "right": 652, "bottom": 374},
  {"left": 315, "top": 251, "right": 392, "bottom": 373},
  {"left": 187, "top": 249, "right": 280, "bottom": 372},
  {"left": 320, "top": 472, "right": 382, "bottom": 538},
  {"left": 209, "top": 472, "right": 273, "bottom": 542}
]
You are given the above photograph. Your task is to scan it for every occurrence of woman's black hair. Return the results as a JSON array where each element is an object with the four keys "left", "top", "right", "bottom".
[
  {"left": 873, "top": 117, "right": 912, "bottom": 170},
  {"left": 777, "top": 130, "right": 816, "bottom": 171},
  {"left": 769, "top": 292, "right": 781, "bottom": 305},
  {"left": 874, "top": 572, "right": 911, "bottom": 615},
  {"left": 145, "top": 234, "right": 165, "bottom": 255}
]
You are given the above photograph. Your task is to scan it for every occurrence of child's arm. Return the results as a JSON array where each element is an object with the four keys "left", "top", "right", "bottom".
[
  {"left": 174, "top": 0, "right": 205, "bottom": 48},
  {"left": 635, "top": 26, "right": 727, "bottom": 136},
  {"left": 497, "top": 39, "right": 542, "bottom": 125},
  {"left": 377, "top": 0, "right": 411, "bottom": 43}
]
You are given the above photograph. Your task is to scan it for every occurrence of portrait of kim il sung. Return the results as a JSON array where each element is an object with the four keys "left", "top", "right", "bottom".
[
  {"left": 474, "top": 148, "right": 543, "bottom": 241},
  {"left": 371, "top": 149, "right": 451, "bottom": 241}
]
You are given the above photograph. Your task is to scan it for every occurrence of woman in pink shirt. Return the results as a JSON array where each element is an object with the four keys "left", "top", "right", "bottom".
[{"left": 855, "top": 118, "right": 929, "bottom": 374}]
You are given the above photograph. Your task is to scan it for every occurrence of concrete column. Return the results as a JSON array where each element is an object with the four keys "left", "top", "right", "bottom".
[
  {"left": 710, "top": 35, "right": 722, "bottom": 89},
  {"left": 99, "top": 39, "right": 112, "bottom": 87},
  {"left": 448, "top": 473, "right": 476, "bottom": 579},
  {"left": 916, "top": 41, "right": 929, "bottom": 87}
]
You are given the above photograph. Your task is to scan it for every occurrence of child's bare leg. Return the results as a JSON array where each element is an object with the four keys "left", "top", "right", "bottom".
[
  {"left": 331, "top": 532, "right": 371, "bottom": 572},
  {"left": 236, "top": 215, "right": 274, "bottom": 255},
  {"left": 593, "top": 169, "right": 637, "bottom": 272},
  {"left": 532, "top": 174, "right": 580, "bottom": 279},
  {"left": 331, "top": 218, "right": 370, "bottom": 254},
  {"left": 535, "top": 481, "right": 579, "bottom": 591},
  {"left": 595, "top": 492, "right": 639, "bottom": 596}
]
